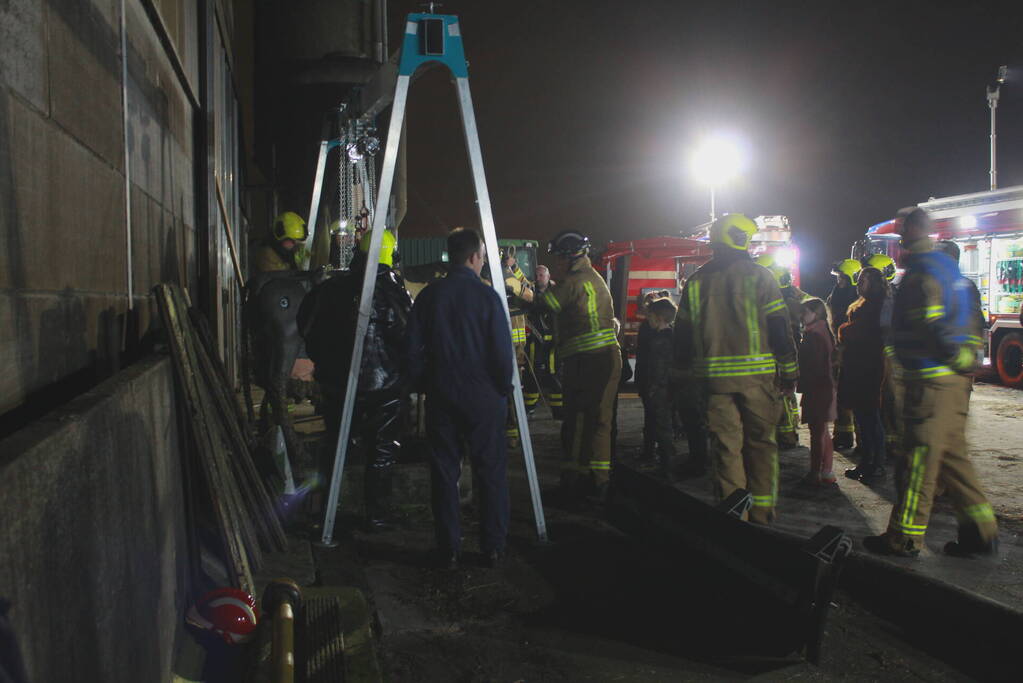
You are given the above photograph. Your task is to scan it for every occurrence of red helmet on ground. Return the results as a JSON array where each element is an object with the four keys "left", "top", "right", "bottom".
[{"left": 186, "top": 588, "right": 260, "bottom": 644}]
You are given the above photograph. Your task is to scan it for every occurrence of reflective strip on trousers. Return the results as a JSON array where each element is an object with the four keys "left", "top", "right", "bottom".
[
  {"left": 961, "top": 503, "right": 996, "bottom": 524},
  {"left": 896, "top": 446, "right": 929, "bottom": 536}
]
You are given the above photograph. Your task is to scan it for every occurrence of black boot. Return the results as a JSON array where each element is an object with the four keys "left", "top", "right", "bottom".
[
  {"left": 944, "top": 525, "right": 999, "bottom": 558},
  {"left": 364, "top": 463, "right": 399, "bottom": 532},
  {"left": 658, "top": 452, "right": 675, "bottom": 483},
  {"left": 833, "top": 433, "right": 854, "bottom": 450}
]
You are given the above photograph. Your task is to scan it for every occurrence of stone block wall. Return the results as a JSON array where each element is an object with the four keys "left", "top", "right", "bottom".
[{"left": 0, "top": 0, "right": 199, "bottom": 420}]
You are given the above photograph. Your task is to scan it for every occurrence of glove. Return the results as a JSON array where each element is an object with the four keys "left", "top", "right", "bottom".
[{"left": 949, "top": 345, "right": 977, "bottom": 373}]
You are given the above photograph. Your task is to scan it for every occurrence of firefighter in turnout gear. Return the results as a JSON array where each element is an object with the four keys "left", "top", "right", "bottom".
[
  {"left": 866, "top": 253, "right": 903, "bottom": 465},
  {"left": 828, "top": 258, "right": 863, "bottom": 450},
  {"left": 864, "top": 208, "right": 997, "bottom": 558},
  {"left": 525, "top": 265, "right": 563, "bottom": 419},
  {"left": 502, "top": 248, "right": 532, "bottom": 447},
  {"left": 535, "top": 231, "right": 622, "bottom": 496},
  {"left": 674, "top": 214, "right": 798, "bottom": 524},
  {"left": 756, "top": 253, "right": 807, "bottom": 450},
  {"left": 255, "top": 211, "right": 310, "bottom": 273}
]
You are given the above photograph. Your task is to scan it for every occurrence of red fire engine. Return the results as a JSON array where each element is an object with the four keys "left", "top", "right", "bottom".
[
  {"left": 851, "top": 185, "right": 1023, "bottom": 388},
  {"left": 600, "top": 216, "right": 801, "bottom": 360}
]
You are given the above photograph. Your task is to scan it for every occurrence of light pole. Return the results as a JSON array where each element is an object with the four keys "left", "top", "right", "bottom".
[
  {"left": 988, "top": 65, "right": 1007, "bottom": 191},
  {"left": 691, "top": 134, "right": 747, "bottom": 221}
]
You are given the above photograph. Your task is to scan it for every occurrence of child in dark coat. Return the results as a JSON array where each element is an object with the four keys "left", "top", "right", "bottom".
[
  {"left": 838, "top": 267, "right": 889, "bottom": 483},
  {"left": 798, "top": 299, "right": 838, "bottom": 485},
  {"left": 639, "top": 298, "right": 677, "bottom": 480}
]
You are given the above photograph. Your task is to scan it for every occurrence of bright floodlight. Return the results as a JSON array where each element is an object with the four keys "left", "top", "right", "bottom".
[
  {"left": 773, "top": 247, "right": 796, "bottom": 269},
  {"left": 691, "top": 134, "right": 747, "bottom": 188}
]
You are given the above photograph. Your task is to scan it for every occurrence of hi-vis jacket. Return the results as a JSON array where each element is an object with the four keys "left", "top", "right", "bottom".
[
  {"left": 535, "top": 256, "right": 619, "bottom": 358},
  {"left": 893, "top": 245, "right": 983, "bottom": 380},
  {"left": 673, "top": 251, "right": 798, "bottom": 393},
  {"left": 504, "top": 264, "right": 530, "bottom": 346}
]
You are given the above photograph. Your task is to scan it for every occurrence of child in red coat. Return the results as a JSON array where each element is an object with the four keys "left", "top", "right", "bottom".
[{"left": 798, "top": 299, "right": 838, "bottom": 485}]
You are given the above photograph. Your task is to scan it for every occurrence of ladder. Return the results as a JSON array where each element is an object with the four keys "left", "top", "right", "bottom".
[{"left": 319, "top": 11, "right": 548, "bottom": 546}]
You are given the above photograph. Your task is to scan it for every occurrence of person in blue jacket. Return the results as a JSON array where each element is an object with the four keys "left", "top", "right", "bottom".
[{"left": 408, "top": 228, "right": 514, "bottom": 569}]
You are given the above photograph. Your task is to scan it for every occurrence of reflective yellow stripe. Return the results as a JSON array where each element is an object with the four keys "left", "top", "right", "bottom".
[
  {"left": 963, "top": 503, "right": 996, "bottom": 524},
  {"left": 513, "top": 266, "right": 526, "bottom": 281},
  {"left": 695, "top": 368, "right": 773, "bottom": 378},
  {"left": 907, "top": 304, "right": 945, "bottom": 322},
  {"left": 583, "top": 281, "right": 600, "bottom": 332},
  {"left": 688, "top": 280, "right": 702, "bottom": 358},
  {"left": 511, "top": 328, "right": 527, "bottom": 343},
  {"left": 543, "top": 290, "right": 561, "bottom": 312},
  {"left": 589, "top": 460, "right": 611, "bottom": 471},
  {"left": 901, "top": 447, "right": 927, "bottom": 533},
  {"left": 745, "top": 277, "right": 760, "bottom": 353},
  {"left": 778, "top": 360, "right": 798, "bottom": 374},
  {"left": 902, "top": 365, "right": 955, "bottom": 379},
  {"left": 762, "top": 298, "right": 786, "bottom": 315},
  {"left": 695, "top": 354, "right": 776, "bottom": 377},
  {"left": 561, "top": 328, "right": 617, "bottom": 356}
]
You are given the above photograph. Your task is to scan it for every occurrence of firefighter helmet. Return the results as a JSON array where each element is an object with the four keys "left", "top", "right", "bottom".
[
  {"left": 755, "top": 253, "right": 792, "bottom": 288},
  {"left": 359, "top": 229, "right": 397, "bottom": 267},
  {"left": 832, "top": 258, "right": 863, "bottom": 285},
  {"left": 547, "top": 230, "right": 590, "bottom": 258},
  {"left": 185, "top": 588, "right": 260, "bottom": 644},
  {"left": 272, "top": 211, "right": 307, "bottom": 242},
  {"left": 864, "top": 253, "right": 896, "bottom": 282},
  {"left": 709, "top": 213, "right": 758, "bottom": 251}
]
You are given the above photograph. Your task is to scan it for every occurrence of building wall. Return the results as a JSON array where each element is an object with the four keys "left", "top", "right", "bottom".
[
  {"left": 0, "top": 1, "right": 242, "bottom": 680},
  {"left": 0, "top": 356, "right": 191, "bottom": 683},
  {"left": 0, "top": 0, "right": 247, "bottom": 425}
]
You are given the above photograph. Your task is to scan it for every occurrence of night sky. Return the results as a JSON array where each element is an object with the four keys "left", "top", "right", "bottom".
[{"left": 389, "top": 1, "right": 1023, "bottom": 295}]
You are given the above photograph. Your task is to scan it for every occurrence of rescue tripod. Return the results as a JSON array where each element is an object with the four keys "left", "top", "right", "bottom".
[
  {"left": 318, "top": 11, "right": 549, "bottom": 547},
  {"left": 303, "top": 110, "right": 379, "bottom": 272}
]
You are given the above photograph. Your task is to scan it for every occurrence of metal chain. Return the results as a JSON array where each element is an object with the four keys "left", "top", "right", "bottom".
[{"left": 367, "top": 151, "right": 377, "bottom": 224}]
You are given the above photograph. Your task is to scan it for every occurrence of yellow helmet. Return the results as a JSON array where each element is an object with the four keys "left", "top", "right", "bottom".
[
  {"left": 709, "top": 213, "right": 758, "bottom": 251},
  {"left": 359, "top": 229, "right": 397, "bottom": 268},
  {"left": 756, "top": 254, "right": 792, "bottom": 288},
  {"left": 272, "top": 211, "right": 307, "bottom": 242},
  {"left": 832, "top": 258, "right": 862, "bottom": 285},
  {"left": 865, "top": 253, "right": 896, "bottom": 282}
]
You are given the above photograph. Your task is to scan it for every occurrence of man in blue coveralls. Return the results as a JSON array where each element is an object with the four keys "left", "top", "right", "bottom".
[{"left": 408, "top": 227, "right": 514, "bottom": 569}]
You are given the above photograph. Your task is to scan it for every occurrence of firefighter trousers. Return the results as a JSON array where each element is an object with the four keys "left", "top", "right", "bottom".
[
  {"left": 833, "top": 408, "right": 855, "bottom": 448},
  {"left": 777, "top": 392, "right": 800, "bottom": 449},
  {"left": 561, "top": 346, "right": 622, "bottom": 484},
  {"left": 881, "top": 360, "right": 904, "bottom": 461},
  {"left": 526, "top": 337, "right": 563, "bottom": 419},
  {"left": 706, "top": 384, "right": 780, "bottom": 525},
  {"left": 886, "top": 374, "right": 997, "bottom": 547}
]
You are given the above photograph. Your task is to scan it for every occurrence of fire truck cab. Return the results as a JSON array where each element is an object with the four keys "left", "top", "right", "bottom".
[{"left": 851, "top": 186, "right": 1023, "bottom": 388}]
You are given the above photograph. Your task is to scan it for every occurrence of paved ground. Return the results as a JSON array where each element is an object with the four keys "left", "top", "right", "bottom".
[
  {"left": 615, "top": 379, "right": 1023, "bottom": 611},
  {"left": 267, "top": 378, "right": 1023, "bottom": 681}
]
